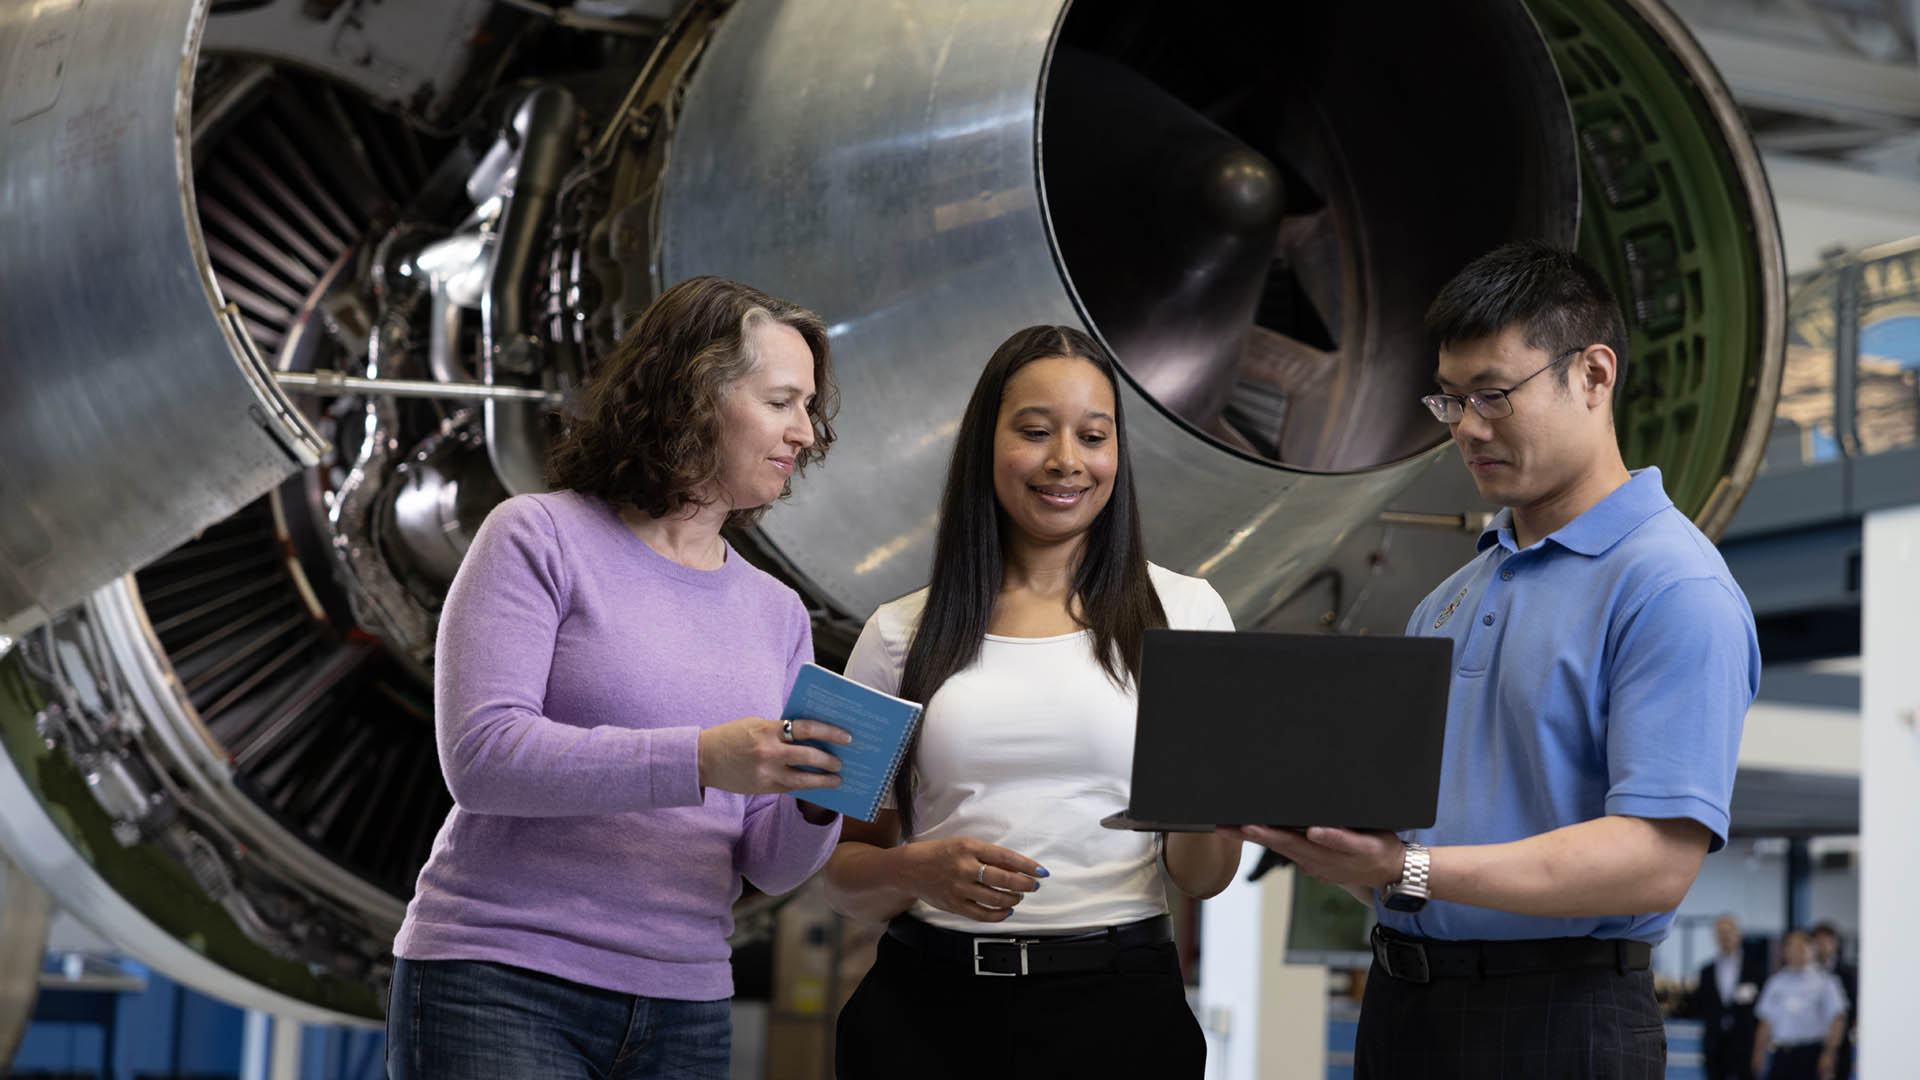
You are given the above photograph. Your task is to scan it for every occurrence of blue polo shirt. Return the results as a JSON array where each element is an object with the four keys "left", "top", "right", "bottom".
[{"left": 1376, "top": 468, "right": 1758, "bottom": 944}]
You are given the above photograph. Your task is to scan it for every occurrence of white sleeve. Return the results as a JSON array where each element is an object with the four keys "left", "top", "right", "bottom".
[
  {"left": 842, "top": 608, "right": 905, "bottom": 696},
  {"left": 1193, "top": 580, "right": 1235, "bottom": 632},
  {"left": 1754, "top": 976, "right": 1782, "bottom": 1026},
  {"left": 1160, "top": 568, "right": 1235, "bottom": 632}
]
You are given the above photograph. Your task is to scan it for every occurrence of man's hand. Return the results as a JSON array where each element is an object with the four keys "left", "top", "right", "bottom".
[{"left": 1222, "top": 825, "right": 1403, "bottom": 891}]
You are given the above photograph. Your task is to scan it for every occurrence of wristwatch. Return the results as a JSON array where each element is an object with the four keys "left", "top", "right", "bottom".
[{"left": 1381, "top": 841, "right": 1431, "bottom": 913}]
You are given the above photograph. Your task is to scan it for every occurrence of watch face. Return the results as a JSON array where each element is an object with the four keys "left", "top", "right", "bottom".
[{"left": 1382, "top": 891, "right": 1428, "bottom": 913}]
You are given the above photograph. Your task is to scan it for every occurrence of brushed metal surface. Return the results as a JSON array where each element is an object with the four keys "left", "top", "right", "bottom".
[
  {"left": 0, "top": 0, "right": 324, "bottom": 637},
  {"left": 657, "top": 0, "right": 1537, "bottom": 622}
]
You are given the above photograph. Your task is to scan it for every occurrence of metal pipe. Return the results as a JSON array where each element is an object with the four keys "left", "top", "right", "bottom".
[
  {"left": 480, "top": 86, "right": 580, "bottom": 495},
  {"left": 274, "top": 370, "right": 563, "bottom": 407},
  {"left": 1375, "top": 510, "right": 1497, "bottom": 533},
  {"left": 189, "top": 62, "right": 274, "bottom": 153}
]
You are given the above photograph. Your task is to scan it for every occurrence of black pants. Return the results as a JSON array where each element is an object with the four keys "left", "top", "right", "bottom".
[
  {"left": 834, "top": 929, "right": 1205, "bottom": 1079},
  {"left": 1703, "top": 1023, "right": 1757, "bottom": 1080},
  {"left": 1354, "top": 958, "right": 1667, "bottom": 1079},
  {"left": 1765, "top": 1043, "right": 1824, "bottom": 1080}
]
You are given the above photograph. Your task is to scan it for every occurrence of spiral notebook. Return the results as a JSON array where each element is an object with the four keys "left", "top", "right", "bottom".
[{"left": 784, "top": 663, "right": 922, "bottom": 822}]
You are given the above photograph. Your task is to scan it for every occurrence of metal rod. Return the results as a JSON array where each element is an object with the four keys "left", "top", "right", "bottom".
[
  {"left": 275, "top": 370, "right": 565, "bottom": 407},
  {"left": 587, "top": 0, "right": 706, "bottom": 161},
  {"left": 190, "top": 62, "right": 274, "bottom": 149},
  {"left": 1376, "top": 510, "right": 1497, "bottom": 533}
]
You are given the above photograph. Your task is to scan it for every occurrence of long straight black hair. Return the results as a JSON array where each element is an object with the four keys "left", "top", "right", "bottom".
[{"left": 892, "top": 325, "right": 1165, "bottom": 835}]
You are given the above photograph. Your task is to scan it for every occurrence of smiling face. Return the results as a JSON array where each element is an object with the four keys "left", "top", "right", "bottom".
[
  {"left": 990, "top": 353, "right": 1119, "bottom": 551},
  {"left": 713, "top": 319, "right": 818, "bottom": 512},
  {"left": 1435, "top": 323, "right": 1615, "bottom": 513}
]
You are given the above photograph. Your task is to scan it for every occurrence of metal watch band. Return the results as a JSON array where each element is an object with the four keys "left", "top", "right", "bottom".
[{"left": 1393, "top": 841, "right": 1432, "bottom": 900}]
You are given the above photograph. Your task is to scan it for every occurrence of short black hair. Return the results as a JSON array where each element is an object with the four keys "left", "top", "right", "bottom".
[
  {"left": 1424, "top": 240, "right": 1629, "bottom": 392},
  {"left": 1810, "top": 922, "right": 1840, "bottom": 938}
]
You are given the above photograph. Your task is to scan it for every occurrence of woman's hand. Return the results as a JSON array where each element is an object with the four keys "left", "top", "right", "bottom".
[
  {"left": 697, "top": 716, "right": 849, "bottom": 795},
  {"left": 898, "top": 836, "right": 1047, "bottom": 923}
]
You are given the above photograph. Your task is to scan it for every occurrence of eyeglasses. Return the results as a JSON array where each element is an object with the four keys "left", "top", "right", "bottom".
[{"left": 1420, "top": 347, "right": 1583, "bottom": 423}]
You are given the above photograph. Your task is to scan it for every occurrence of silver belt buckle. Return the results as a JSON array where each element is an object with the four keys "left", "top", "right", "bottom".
[{"left": 972, "top": 937, "right": 1028, "bottom": 976}]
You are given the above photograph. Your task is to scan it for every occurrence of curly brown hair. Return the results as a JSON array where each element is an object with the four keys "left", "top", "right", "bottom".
[{"left": 546, "top": 275, "right": 837, "bottom": 528}]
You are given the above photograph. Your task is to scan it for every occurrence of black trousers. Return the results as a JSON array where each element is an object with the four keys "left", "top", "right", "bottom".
[
  {"left": 1354, "top": 958, "right": 1667, "bottom": 1079},
  {"left": 1702, "top": 1022, "right": 1758, "bottom": 1080},
  {"left": 834, "top": 929, "right": 1205, "bottom": 1079},
  {"left": 1764, "top": 1043, "right": 1824, "bottom": 1080}
]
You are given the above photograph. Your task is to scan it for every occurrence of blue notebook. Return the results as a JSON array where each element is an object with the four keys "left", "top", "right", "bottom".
[{"left": 784, "top": 662, "right": 922, "bottom": 823}]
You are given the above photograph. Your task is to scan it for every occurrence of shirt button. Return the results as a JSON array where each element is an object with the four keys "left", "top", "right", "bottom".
[
  {"left": 1482, "top": 614, "right": 1495, "bottom": 626},
  {"left": 1501, "top": 570, "right": 1514, "bottom": 580}
]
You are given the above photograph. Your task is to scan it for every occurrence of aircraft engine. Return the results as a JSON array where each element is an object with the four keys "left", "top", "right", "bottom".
[{"left": 0, "top": 0, "right": 1782, "bottom": 1020}]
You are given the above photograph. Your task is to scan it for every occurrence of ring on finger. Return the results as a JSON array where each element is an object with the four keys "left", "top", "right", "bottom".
[
  {"left": 976, "top": 863, "right": 988, "bottom": 886},
  {"left": 779, "top": 717, "right": 795, "bottom": 743}
]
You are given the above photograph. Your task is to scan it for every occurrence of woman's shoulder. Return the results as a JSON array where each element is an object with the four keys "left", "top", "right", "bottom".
[
  {"left": 464, "top": 494, "right": 572, "bottom": 554},
  {"left": 482, "top": 490, "right": 601, "bottom": 539},
  {"left": 1145, "top": 561, "right": 1214, "bottom": 602},
  {"left": 867, "top": 587, "right": 930, "bottom": 642},
  {"left": 843, "top": 587, "right": 928, "bottom": 694},
  {"left": 1146, "top": 562, "right": 1233, "bottom": 631}
]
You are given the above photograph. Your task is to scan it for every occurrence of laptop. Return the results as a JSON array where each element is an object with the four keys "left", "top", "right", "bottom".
[{"left": 1101, "top": 629, "right": 1452, "bottom": 832}]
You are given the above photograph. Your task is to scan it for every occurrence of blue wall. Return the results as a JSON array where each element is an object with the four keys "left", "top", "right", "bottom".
[{"left": 11, "top": 959, "right": 383, "bottom": 1080}]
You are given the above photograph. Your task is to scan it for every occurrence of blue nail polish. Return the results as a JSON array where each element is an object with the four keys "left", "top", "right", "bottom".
[{"left": 1033, "top": 866, "right": 1050, "bottom": 878}]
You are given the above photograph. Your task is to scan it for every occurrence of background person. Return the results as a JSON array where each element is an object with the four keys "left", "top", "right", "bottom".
[{"left": 1753, "top": 929, "right": 1849, "bottom": 1080}]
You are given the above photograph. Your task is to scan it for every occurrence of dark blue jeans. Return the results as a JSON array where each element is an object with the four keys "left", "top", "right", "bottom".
[{"left": 387, "top": 957, "right": 730, "bottom": 1080}]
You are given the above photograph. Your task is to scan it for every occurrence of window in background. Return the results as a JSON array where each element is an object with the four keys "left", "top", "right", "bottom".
[
  {"left": 1854, "top": 245, "right": 1920, "bottom": 457},
  {"left": 1768, "top": 268, "right": 1844, "bottom": 470}
]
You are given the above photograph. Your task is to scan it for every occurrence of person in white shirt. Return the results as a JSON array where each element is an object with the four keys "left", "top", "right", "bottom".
[
  {"left": 1753, "top": 929, "right": 1848, "bottom": 1080},
  {"left": 822, "top": 325, "right": 1243, "bottom": 1079}
]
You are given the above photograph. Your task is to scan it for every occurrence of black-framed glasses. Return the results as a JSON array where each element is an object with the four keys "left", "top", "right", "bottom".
[{"left": 1420, "top": 346, "right": 1583, "bottom": 423}]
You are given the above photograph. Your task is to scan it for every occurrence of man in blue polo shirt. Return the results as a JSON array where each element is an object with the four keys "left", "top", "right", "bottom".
[{"left": 1234, "top": 241, "right": 1759, "bottom": 1078}]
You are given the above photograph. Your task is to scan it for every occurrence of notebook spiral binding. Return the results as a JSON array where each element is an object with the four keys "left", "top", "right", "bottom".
[{"left": 868, "top": 708, "right": 921, "bottom": 821}]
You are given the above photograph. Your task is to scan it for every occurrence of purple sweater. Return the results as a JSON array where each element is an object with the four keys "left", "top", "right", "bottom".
[{"left": 392, "top": 491, "right": 841, "bottom": 1000}]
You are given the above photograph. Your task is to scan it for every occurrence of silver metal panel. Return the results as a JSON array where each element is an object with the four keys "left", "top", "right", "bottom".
[
  {"left": 0, "top": 0, "right": 324, "bottom": 637},
  {"left": 659, "top": 0, "right": 1446, "bottom": 622}
]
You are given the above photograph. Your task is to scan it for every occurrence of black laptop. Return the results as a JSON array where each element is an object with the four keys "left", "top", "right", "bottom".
[{"left": 1101, "top": 629, "right": 1453, "bottom": 832}]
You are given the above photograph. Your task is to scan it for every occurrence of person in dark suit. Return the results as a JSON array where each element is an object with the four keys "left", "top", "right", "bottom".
[
  {"left": 1697, "top": 914, "right": 1764, "bottom": 1080},
  {"left": 1811, "top": 922, "right": 1857, "bottom": 1079}
]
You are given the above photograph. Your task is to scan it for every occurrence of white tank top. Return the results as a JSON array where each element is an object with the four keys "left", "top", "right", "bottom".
[{"left": 842, "top": 563, "right": 1233, "bottom": 932}]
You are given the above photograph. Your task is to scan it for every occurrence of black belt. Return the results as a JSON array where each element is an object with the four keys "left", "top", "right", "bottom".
[
  {"left": 886, "top": 914, "right": 1173, "bottom": 977},
  {"left": 1371, "top": 924, "right": 1650, "bottom": 984}
]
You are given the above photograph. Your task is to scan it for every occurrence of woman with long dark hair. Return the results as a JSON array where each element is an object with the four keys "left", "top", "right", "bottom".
[
  {"left": 387, "top": 276, "right": 850, "bottom": 1079},
  {"left": 823, "top": 325, "right": 1243, "bottom": 1078}
]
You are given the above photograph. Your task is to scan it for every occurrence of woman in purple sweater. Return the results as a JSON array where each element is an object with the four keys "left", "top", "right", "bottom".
[{"left": 386, "top": 276, "right": 848, "bottom": 1079}]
